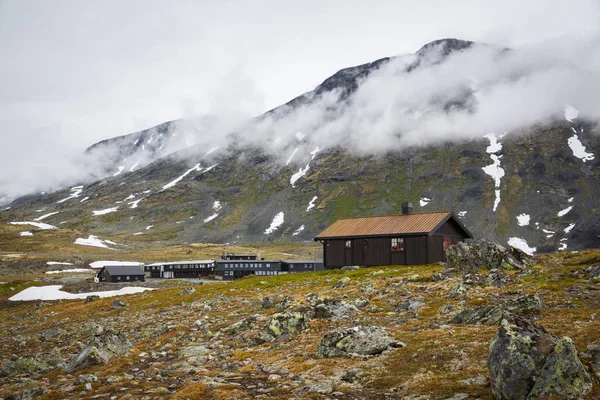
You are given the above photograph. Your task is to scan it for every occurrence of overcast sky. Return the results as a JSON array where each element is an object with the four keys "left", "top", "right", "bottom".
[{"left": 0, "top": 0, "right": 599, "bottom": 200}]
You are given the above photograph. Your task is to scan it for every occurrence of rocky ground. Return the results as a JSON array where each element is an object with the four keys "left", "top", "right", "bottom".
[{"left": 0, "top": 244, "right": 599, "bottom": 399}]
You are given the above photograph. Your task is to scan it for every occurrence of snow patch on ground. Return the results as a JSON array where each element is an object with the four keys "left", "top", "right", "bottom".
[
  {"left": 80, "top": 196, "right": 89, "bottom": 203},
  {"left": 564, "top": 104, "right": 579, "bottom": 122},
  {"left": 458, "top": 211, "right": 467, "bottom": 217},
  {"left": 264, "top": 212, "right": 284, "bottom": 234},
  {"left": 92, "top": 207, "right": 118, "bottom": 216},
  {"left": 204, "top": 213, "right": 218, "bottom": 223},
  {"left": 306, "top": 196, "right": 318, "bottom": 211},
  {"left": 213, "top": 201, "right": 222, "bottom": 211},
  {"left": 9, "top": 285, "right": 152, "bottom": 301},
  {"left": 310, "top": 146, "right": 322, "bottom": 160},
  {"left": 45, "top": 269, "right": 94, "bottom": 274},
  {"left": 128, "top": 199, "right": 142, "bottom": 209},
  {"left": 542, "top": 228, "right": 555, "bottom": 238},
  {"left": 292, "top": 225, "right": 305, "bottom": 236},
  {"left": 420, "top": 197, "right": 431, "bottom": 207},
  {"left": 483, "top": 133, "right": 502, "bottom": 153},
  {"left": 20, "top": 231, "right": 33, "bottom": 236},
  {"left": 35, "top": 211, "right": 59, "bottom": 221},
  {"left": 567, "top": 134, "right": 595, "bottom": 162},
  {"left": 291, "top": 164, "right": 310, "bottom": 187},
  {"left": 57, "top": 186, "right": 83, "bottom": 204},
  {"left": 516, "top": 213, "right": 530, "bottom": 226},
  {"left": 508, "top": 237, "right": 536, "bottom": 255},
  {"left": 568, "top": 197, "right": 574, "bottom": 203},
  {"left": 557, "top": 206, "right": 573, "bottom": 217},
  {"left": 146, "top": 225, "right": 153, "bottom": 230},
  {"left": 564, "top": 223, "right": 575, "bottom": 233},
  {"left": 123, "top": 194, "right": 136, "bottom": 201},
  {"left": 75, "top": 236, "right": 115, "bottom": 249},
  {"left": 89, "top": 260, "right": 143, "bottom": 269},
  {"left": 113, "top": 166, "right": 125, "bottom": 176},
  {"left": 47, "top": 261, "right": 74, "bottom": 266},
  {"left": 481, "top": 134, "right": 504, "bottom": 212},
  {"left": 10, "top": 221, "right": 57, "bottom": 230},
  {"left": 133, "top": 232, "right": 143, "bottom": 236}
]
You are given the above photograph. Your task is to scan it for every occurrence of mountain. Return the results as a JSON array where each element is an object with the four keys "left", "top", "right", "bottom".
[{"left": 1, "top": 38, "right": 598, "bottom": 254}]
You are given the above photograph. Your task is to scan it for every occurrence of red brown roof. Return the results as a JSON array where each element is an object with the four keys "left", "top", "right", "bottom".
[{"left": 315, "top": 211, "right": 468, "bottom": 239}]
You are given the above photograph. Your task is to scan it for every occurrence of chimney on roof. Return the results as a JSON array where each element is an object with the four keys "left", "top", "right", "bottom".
[{"left": 401, "top": 202, "right": 413, "bottom": 214}]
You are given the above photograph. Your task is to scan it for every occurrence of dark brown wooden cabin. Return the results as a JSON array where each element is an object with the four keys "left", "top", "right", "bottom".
[
  {"left": 96, "top": 265, "right": 145, "bottom": 283},
  {"left": 315, "top": 210, "right": 473, "bottom": 268}
]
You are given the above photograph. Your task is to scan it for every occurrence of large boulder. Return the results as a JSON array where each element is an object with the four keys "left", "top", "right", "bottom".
[
  {"left": 316, "top": 326, "right": 403, "bottom": 358},
  {"left": 488, "top": 313, "right": 592, "bottom": 400},
  {"left": 450, "top": 294, "right": 544, "bottom": 325},
  {"left": 266, "top": 312, "right": 310, "bottom": 338},
  {"left": 65, "top": 330, "right": 133, "bottom": 373},
  {"left": 446, "top": 240, "right": 535, "bottom": 275},
  {"left": 314, "top": 299, "right": 360, "bottom": 321}
]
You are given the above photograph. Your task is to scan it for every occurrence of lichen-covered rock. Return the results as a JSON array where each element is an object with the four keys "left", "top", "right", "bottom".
[
  {"left": 314, "top": 299, "right": 359, "bottom": 321},
  {"left": 584, "top": 343, "right": 600, "bottom": 382},
  {"left": 446, "top": 240, "right": 535, "bottom": 275},
  {"left": 398, "top": 296, "right": 426, "bottom": 311},
  {"left": 488, "top": 268, "right": 515, "bottom": 287},
  {"left": 275, "top": 296, "right": 295, "bottom": 312},
  {"left": 316, "top": 326, "right": 403, "bottom": 358},
  {"left": 266, "top": 312, "right": 309, "bottom": 337},
  {"left": 332, "top": 276, "right": 351, "bottom": 289},
  {"left": 225, "top": 315, "right": 257, "bottom": 334},
  {"left": 487, "top": 313, "right": 592, "bottom": 400},
  {"left": 65, "top": 331, "right": 132, "bottom": 373},
  {"left": 569, "top": 263, "right": 600, "bottom": 279},
  {"left": 447, "top": 282, "right": 469, "bottom": 299},
  {"left": 450, "top": 294, "right": 544, "bottom": 325},
  {"left": 40, "top": 328, "right": 67, "bottom": 340},
  {"left": 84, "top": 295, "right": 99, "bottom": 303}
]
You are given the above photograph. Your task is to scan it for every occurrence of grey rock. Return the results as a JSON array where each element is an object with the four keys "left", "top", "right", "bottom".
[
  {"left": 570, "top": 263, "right": 600, "bottom": 279},
  {"left": 40, "top": 328, "right": 67, "bottom": 340},
  {"left": 488, "top": 313, "right": 592, "bottom": 400},
  {"left": 314, "top": 299, "right": 360, "bottom": 321},
  {"left": 446, "top": 240, "right": 535, "bottom": 276},
  {"left": 488, "top": 268, "right": 515, "bottom": 287},
  {"left": 333, "top": 276, "right": 351, "bottom": 289},
  {"left": 266, "top": 312, "right": 310, "bottom": 337},
  {"left": 341, "top": 266, "right": 360, "bottom": 271},
  {"left": 111, "top": 300, "right": 126, "bottom": 308},
  {"left": 316, "top": 326, "right": 403, "bottom": 358},
  {"left": 261, "top": 296, "right": 275, "bottom": 309},
  {"left": 178, "top": 287, "right": 195, "bottom": 296},
  {"left": 84, "top": 383, "right": 92, "bottom": 391},
  {"left": 65, "top": 330, "right": 133, "bottom": 373},
  {"left": 447, "top": 282, "right": 468, "bottom": 299},
  {"left": 398, "top": 296, "right": 425, "bottom": 311},
  {"left": 443, "top": 394, "right": 469, "bottom": 400},
  {"left": 74, "top": 374, "right": 98, "bottom": 385},
  {"left": 293, "top": 380, "right": 333, "bottom": 395},
  {"left": 459, "top": 376, "right": 487, "bottom": 385},
  {"left": 178, "top": 346, "right": 210, "bottom": 359},
  {"left": 84, "top": 295, "right": 99, "bottom": 303},
  {"left": 450, "top": 294, "right": 544, "bottom": 325}
]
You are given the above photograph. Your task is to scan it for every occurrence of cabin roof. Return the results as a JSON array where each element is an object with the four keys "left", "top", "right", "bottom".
[
  {"left": 100, "top": 265, "right": 145, "bottom": 276},
  {"left": 315, "top": 211, "right": 473, "bottom": 239}
]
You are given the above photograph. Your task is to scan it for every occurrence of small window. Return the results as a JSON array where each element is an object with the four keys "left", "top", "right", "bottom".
[
  {"left": 391, "top": 238, "right": 405, "bottom": 252},
  {"left": 126, "top": 276, "right": 130, "bottom": 280},
  {"left": 345, "top": 240, "right": 352, "bottom": 249},
  {"left": 117, "top": 276, "right": 121, "bottom": 281},
  {"left": 443, "top": 237, "right": 452, "bottom": 252}
]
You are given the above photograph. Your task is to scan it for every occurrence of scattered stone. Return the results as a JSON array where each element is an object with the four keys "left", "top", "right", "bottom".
[
  {"left": 314, "top": 299, "right": 360, "bottom": 321},
  {"left": 398, "top": 296, "right": 426, "bottom": 311},
  {"left": 266, "top": 312, "right": 310, "bottom": 338},
  {"left": 447, "top": 282, "right": 468, "bottom": 299},
  {"left": 488, "top": 313, "right": 592, "bottom": 400},
  {"left": 74, "top": 374, "right": 98, "bottom": 385},
  {"left": 84, "top": 382, "right": 92, "bottom": 391},
  {"left": 450, "top": 294, "right": 544, "bottom": 325},
  {"left": 178, "top": 287, "right": 195, "bottom": 296},
  {"left": 333, "top": 277, "right": 351, "bottom": 289},
  {"left": 178, "top": 345, "right": 211, "bottom": 359},
  {"left": 261, "top": 296, "right": 275, "bottom": 309},
  {"left": 458, "top": 376, "right": 487, "bottom": 385},
  {"left": 84, "top": 295, "right": 99, "bottom": 303},
  {"left": 293, "top": 380, "right": 334, "bottom": 395},
  {"left": 65, "top": 330, "right": 133, "bottom": 373},
  {"left": 111, "top": 300, "right": 126, "bottom": 308},
  {"left": 40, "top": 328, "right": 67, "bottom": 340},
  {"left": 225, "top": 315, "right": 257, "bottom": 335},
  {"left": 488, "top": 268, "right": 514, "bottom": 287},
  {"left": 440, "top": 304, "right": 455, "bottom": 315},
  {"left": 462, "top": 273, "right": 489, "bottom": 286},
  {"left": 341, "top": 265, "right": 360, "bottom": 271},
  {"left": 584, "top": 344, "right": 600, "bottom": 382},
  {"left": 569, "top": 263, "right": 600, "bottom": 279},
  {"left": 316, "top": 326, "right": 403, "bottom": 358},
  {"left": 442, "top": 394, "right": 469, "bottom": 400},
  {"left": 446, "top": 240, "right": 535, "bottom": 275}
]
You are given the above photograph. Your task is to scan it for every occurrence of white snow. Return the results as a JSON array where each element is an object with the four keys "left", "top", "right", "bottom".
[
  {"left": 420, "top": 197, "right": 431, "bottom": 207},
  {"left": 205, "top": 146, "right": 221, "bottom": 156},
  {"left": 162, "top": 163, "right": 202, "bottom": 190},
  {"left": 20, "top": 231, "right": 33, "bottom": 236},
  {"left": 568, "top": 197, "right": 574, "bottom": 203},
  {"left": 306, "top": 196, "right": 318, "bottom": 211},
  {"left": 564, "top": 104, "right": 579, "bottom": 122},
  {"left": 542, "top": 229, "right": 555, "bottom": 238},
  {"left": 104, "top": 240, "right": 118, "bottom": 245},
  {"left": 292, "top": 225, "right": 305, "bottom": 236},
  {"left": 557, "top": 206, "right": 573, "bottom": 217},
  {"left": 57, "top": 186, "right": 83, "bottom": 203},
  {"left": 133, "top": 138, "right": 140, "bottom": 145},
  {"left": 143, "top": 190, "right": 151, "bottom": 194},
  {"left": 133, "top": 232, "right": 143, "bottom": 236},
  {"left": 92, "top": 207, "right": 118, "bottom": 216},
  {"left": 10, "top": 285, "right": 153, "bottom": 301},
  {"left": 129, "top": 160, "right": 140, "bottom": 172},
  {"left": 564, "top": 223, "right": 576, "bottom": 233},
  {"left": 45, "top": 269, "right": 93, "bottom": 274},
  {"left": 296, "top": 132, "right": 306, "bottom": 141},
  {"left": 203, "top": 213, "right": 219, "bottom": 223},
  {"left": 507, "top": 237, "right": 536, "bottom": 255},
  {"left": 128, "top": 199, "right": 142, "bottom": 209},
  {"left": 567, "top": 134, "right": 595, "bottom": 162},
  {"left": 80, "top": 196, "right": 89, "bottom": 203},
  {"left": 264, "top": 212, "right": 284, "bottom": 234},
  {"left": 146, "top": 225, "right": 153, "bottom": 230},
  {"left": 10, "top": 221, "right": 57, "bottom": 230},
  {"left": 113, "top": 166, "right": 125, "bottom": 176},
  {"left": 458, "top": 211, "right": 467, "bottom": 217},
  {"left": 483, "top": 133, "right": 502, "bottom": 153},
  {"left": 34, "top": 211, "right": 59, "bottom": 221},
  {"left": 516, "top": 213, "right": 530, "bottom": 226},
  {"left": 213, "top": 201, "right": 222, "bottom": 211},
  {"left": 310, "top": 146, "right": 322, "bottom": 160},
  {"left": 47, "top": 261, "right": 74, "bottom": 266},
  {"left": 123, "top": 194, "right": 136, "bottom": 201},
  {"left": 291, "top": 164, "right": 310, "bottom": 187},
  {"left": 74, "top": 236, "right": 114, "bottom": 249},
  {"left": 89, "top": 260, "right": 142, "bottom": 269},
  {"left": 286, "top": 147, "right": 299, "bottom": 166}
]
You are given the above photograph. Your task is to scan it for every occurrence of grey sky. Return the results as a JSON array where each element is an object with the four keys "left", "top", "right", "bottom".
[{"left": 0, "top": 0, "right": 599, "bottom": 199}]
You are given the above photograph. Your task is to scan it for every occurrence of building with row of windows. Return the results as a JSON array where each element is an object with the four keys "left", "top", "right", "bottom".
[
  {"left": 144, "top": 260, "right": 215, "bottom": 278},
  {"left": 215, "top": 259, "right": 323, "bottom": 281}
]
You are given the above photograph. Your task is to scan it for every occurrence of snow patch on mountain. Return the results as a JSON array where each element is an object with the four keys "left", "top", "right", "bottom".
[
  {"left": 481, "top": 134, "right": 504, "bottom": 212},
  {"left": 35, "top": 211, "right": 59, "bottom": 221},
  {"left": 567, "top": 134, "right": 595, "bottom": 162},
  {"left": 286, "top": 147, "right": 299, "bottom": 166},
  {"left": 292, "top": 225, "right": 305, "bottom": 236},
  {"left": 564, "top": 104, "right": 579, "bottom": 122},
  {"left": 113, "top": 166, "right": 125, "bottom": 176},
  {"left": 93, "top": 207, "right": 118, "bottom": 216},
  {"left": 128, "top": 199, "right": 142, "bottom": 209},
  {"left": 204, "top": 213, "right": 218, "bottom": 223},
  {"left": 57, "top": 186, "right": 83, "bottom": 204},
  {"left": 516, "top": 213, "right": 530, "bottom": 226},
  {"left": 10, "top": 221, "right": 57, "bottom": 230},
  {"left": 420, "top": 197, "right": 431, "bottom": 207},
  {"left": 508, "top": 237, "right": 536, "bottom": 255},
  {"left": 306, "top": 196, "right": 318, "bottom": 211},
  {"left": 557, "top": 206, "right": 573, "bottom": 217},
  {"left": 564, "top": 223, "right": 575, "bottom": 233},
  {"left": 20, "top": 231, "right": 33, "bottom": 236},
  {"left": 264, "top": 212, "right": 284, "bottom": 234},
  {"left": 74, "top": 235, "right": 115, "bottom": 249},
  {"left": 213, "top": 201, "right": 222, "bottom": 211},
  {"left": 162, "top": 163, "right": 202, "bottom": 190}
]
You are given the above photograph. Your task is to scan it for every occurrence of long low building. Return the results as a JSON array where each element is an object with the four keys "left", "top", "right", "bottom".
[
  {"left": 144, "top": 260, "right": 215, "bottom": 278},
  {"left": 215, "top": 259, "right": 323, "bottom": 281}
]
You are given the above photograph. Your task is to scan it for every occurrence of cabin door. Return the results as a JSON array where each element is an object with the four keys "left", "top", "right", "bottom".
[{"left": 344, "top": 239, "right": 353, "bottom": 266}]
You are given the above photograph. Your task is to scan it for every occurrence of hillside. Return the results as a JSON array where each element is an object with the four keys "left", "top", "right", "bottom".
[{"left": 0, "top": 249, "right": 598, "bottom": 399}]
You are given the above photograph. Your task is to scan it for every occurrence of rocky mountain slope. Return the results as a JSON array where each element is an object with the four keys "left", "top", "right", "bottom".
[{"left": 1, "top": 38, "right": 598, "bottom": 253}]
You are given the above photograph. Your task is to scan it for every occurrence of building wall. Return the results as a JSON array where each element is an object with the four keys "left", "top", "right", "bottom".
[{"left": 215, "top": 260, "right": 282, "bottom": 281}]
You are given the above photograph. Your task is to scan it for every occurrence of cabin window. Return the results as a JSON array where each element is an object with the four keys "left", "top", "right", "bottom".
[
  {"left": 345, "top": 240, "right": 352, "bottom": 249},
  {"left": 117, "top": 276, "right": 121, "bottom": 281},
  {"left": 391, "top": 238, "right": 405, "bottom": 252},
  {"left": 443, "top": 237, "right": 452, "bottom": 252}
]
